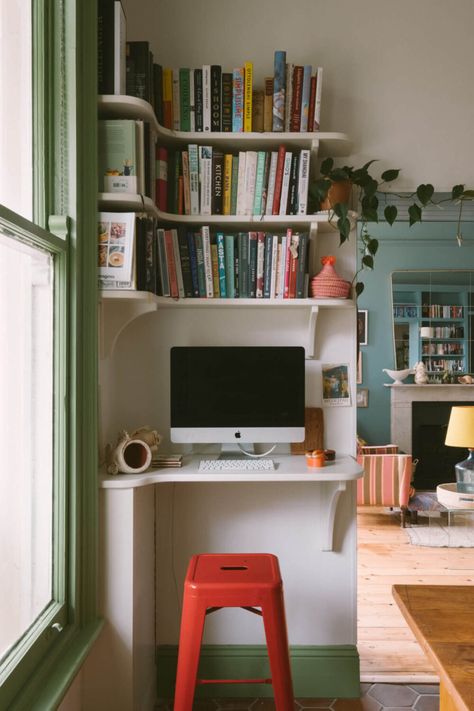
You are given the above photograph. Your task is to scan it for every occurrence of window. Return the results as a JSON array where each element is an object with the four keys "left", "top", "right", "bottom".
[{"left": 0, "top": 1, "right": 99, "bottom": 707}]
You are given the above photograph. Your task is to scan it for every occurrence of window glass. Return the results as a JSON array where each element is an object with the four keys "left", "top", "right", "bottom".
[
  {"left": 0, "top": 230, "right": 53, "bottom": 661},
  {"left": 0, "top": 1, "right": 32, "bottom": 219}
]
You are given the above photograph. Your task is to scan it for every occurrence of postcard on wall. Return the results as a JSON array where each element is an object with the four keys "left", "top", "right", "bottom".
[
  {"left": 322, "top": 363, "right": 351, "bottom": 407},
  {"left": 98, "top": 211, "right": 136, "bottom": 290}
]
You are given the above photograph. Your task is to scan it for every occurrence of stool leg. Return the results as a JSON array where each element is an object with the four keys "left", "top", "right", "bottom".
[
  {"left": 173, "top": 596, "right": 206, "bottom": 711},
  {"left": 261, "top": 591, "right": 294, "bottom": 710}
]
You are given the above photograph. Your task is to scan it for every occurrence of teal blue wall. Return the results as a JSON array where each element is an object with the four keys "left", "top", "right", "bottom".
[{"left": 357, "top": 222, "right": 474, "bottom": 445}]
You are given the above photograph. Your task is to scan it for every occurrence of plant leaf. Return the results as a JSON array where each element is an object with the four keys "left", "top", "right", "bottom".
[
  {"left": 452, "top": 184, "right": 465, "bottom": 200},
  {"left": 416, "top": 183, "right": 434, "bottom": 206},
  {"left": 337, "top": 217, "right": 351, "bottom": 242},
  {"left": 362, "top": 207, "right": 379, "bottom": 223},
  {"left": 381, "top": 168, "right": 400, "bottom": 182},
  {"left": 355, "top": 282, "right": 365, "bottom": 297},
  {"left": 362, "top": 254, "right": 374, "bottom": 269},
  {"left": 333, "top": 202, "right": 349, "bottom": 219},
  {"left": 361, "top": 194, "right": 379, "bottom": 211},
  {"left": 330, "top": 168, "right": 351, "bottom": 182},
  {"left": 363, "top": 178, "right": 379, "bottom": 197},
  {"left": 384, "top": 205, "right": 398, "bottom": 225},
  {"left": 320, "top": 157, "right": 334, "bottom": 176},
  {"left": 408, "top": 203, "right": 422, "bottom": 226},
  {"left": 367, "top": 238, "right": 379, "bottom": 255},
  {"left": 361, "top": 159, "right": 378, "bottom": 171}
]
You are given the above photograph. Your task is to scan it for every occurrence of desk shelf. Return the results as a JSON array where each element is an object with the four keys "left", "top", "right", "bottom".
[
  {"left": 99, "top": 454, "right": 362, "bottom": 552},
  {"left": 99, "top": 290, "right": 355, "bottom": 359}
]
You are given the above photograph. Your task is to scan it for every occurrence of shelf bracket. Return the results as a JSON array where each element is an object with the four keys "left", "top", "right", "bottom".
[
  {"left": 318, "top": 480, "right": 347, "bottom": 552},
  {"left": 306, "top": 306, "right": 319, "bottom": 359},
  {"left": 99, "top": 297, "right": 158, "bottom": 359}
]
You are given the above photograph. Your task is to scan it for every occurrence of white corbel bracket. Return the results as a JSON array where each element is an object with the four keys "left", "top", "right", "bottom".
[{"left": 318, "top": 480, "right": 347, "bottom": 551}]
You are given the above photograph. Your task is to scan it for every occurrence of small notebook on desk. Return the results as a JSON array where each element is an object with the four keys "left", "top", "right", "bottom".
[{"left": 151, "top": 454, "right": 183, "bottom": 468}]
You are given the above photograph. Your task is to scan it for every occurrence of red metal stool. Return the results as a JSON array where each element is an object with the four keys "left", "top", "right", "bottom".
[{"left": 173, "top": 553, "right": 294, "bottom": 711}]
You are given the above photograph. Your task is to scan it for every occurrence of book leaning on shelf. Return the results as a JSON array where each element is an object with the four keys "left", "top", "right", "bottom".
[
  {"left": 99, "top": 118, "right": 157, "bottom": 197},
  {"left": 98, "top": 0, "right": 126, "bottom": 95},
  {"left": 160, "top": 146, "right": 310, "bottom": 216}
]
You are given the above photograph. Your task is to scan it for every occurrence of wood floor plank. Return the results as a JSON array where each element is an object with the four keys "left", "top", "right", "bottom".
[{"left": 357, "top": 509, "right": 474, "bottom": 679}]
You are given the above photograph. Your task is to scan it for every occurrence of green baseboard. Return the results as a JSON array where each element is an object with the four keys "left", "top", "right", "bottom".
[{"left": 156, "top": 644, "right": 360, "bottom": 698}]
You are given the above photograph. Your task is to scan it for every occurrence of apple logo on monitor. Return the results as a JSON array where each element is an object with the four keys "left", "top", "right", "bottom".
[{"left": 234, "top": 431, "right": 241, "bottom": 439}]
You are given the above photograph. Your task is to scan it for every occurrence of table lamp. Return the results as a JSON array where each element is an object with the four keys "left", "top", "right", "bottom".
[{"left": 445, "top": 406, "right": 474, "bottom": 493}]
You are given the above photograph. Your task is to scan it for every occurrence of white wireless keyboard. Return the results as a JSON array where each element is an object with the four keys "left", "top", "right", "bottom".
[{"left": 199, "top": 458, "right": 275, "bottom": 471}]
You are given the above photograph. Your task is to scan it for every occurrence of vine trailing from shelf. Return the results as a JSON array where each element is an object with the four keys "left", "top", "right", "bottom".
[{"left": 308, "top": 157, "right": 474, "bottom": 297}]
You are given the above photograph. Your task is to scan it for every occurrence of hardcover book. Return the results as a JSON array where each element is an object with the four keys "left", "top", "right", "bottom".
[
  {"left": 216, "top": 232, "right": 227, "bottom": 297},
  {"left": 252, "top": 151, "right": 266, "bottom": 215},
  {"left": 210, "top": 65, "right": 222, "bottom": 131},
  {"left": 187, "top": 231, "right": 200, "bottom": 296},
  {"left": 300, "top": 65, "right": 312, "bottom": 132},
  {"left": 194, "top": 231, "right": 206, "bottom": 297},
  {"left": 99, "top": 119, "right": 137, "bottom": 193},
  {"left": 125, "top": 40, "right": 151, "bottom": 102},
  {"left": 243, "top": 151, "right": 258, "bottom": 216},
  {"left": 248, "top": 231, "right": 258, "bottom": 297},
  {"left": 287, "top": 152, "right": 300, "bottom": 215},
  {"left": 155, "top": 145, "right": 168, "bottom": 211},
  {"left": 279, "top": 151, "right": 293, "bottom": 215},
  {"left": 202, "top": 65, "right": 211, "bottom": 132},
  {"left": 307, "top": 75, "right": 317, "bottom": 133},
  {"left": 162, "top": 68, "right": 174, "bottom": 129},
  {"left": 264, "top": 77, "right": 273, "bottom": 132},
  {"left": 199, "top": 145, "right": 213, "bottom": 215},
  {"left": 297, "top": 149, "right": 310, "bottom": 215},
  {"left": 224, "top": 234, "right": 235, "bottom": 297},
  {"left": 238, "top": 232, "right": 249, "bottom": 297},
  {"left": 222, "top": 73, "right": 233, "bottom": 132},
  {"left": 188, "top": 144, "right": 200, "bottom": 215},
  {"left": 284, "top": 62, "right": 294, "bottom": 132},
  {"left": 252, "top": 90, "right": 264, "bottom": 132},
  {"left": 313, "top": 67, "right": 323, "bottom": 130},
  {"left": 98, "top": 0, "right": 126, "bottom": 95},
  {"left": 211, "top": 243, "right": 220, "bottom": 296},
  {"left": 177, "top": 227, "right": 194, "bottom": 297},
  {"left": 235, "top": 152, "right": 247, "bottom": 215},
  {"left": 171, "top": 228, "right": 185, "bottom": 298},
  {"left": 179, "top": 68, "right": 191, "bottom": 131},
  {"left": 156, "top": 228, "right": 170, "bottom": 296},
  {"left": 230, "top": 155, "right": 239, "bottom": 214},
  {"left": 194, "top": 68, "right": 203, "bottom": 131},
  {"left": 189, "top": 68, "right": 195, "bottom": 131},
  {"left": 172, "top": 69, "right": 180, "bottom": 130},
  {"left": 201, "top": 226, "right": 214, "bottom": 297},
  {"left": 272, "top": 50, "right": 286, "bottom": 132},
  {"left": 256, "top": 232, "right": 265, "bottom": 298},
  {"left": 181, "top": 150, "right": 191, "bottom": 215},
  {"left": 232, "top": 67, "right": 244, "bottom": 132},
  {"left": 223, "top": 153, "right": 233, "bottom": 215},
  {"left": 98, "top": 211, "right": 136, "bottom": 289},
  {"left": 243, "top": 61, "right": 253, "bottom": 132},
  {"left": 153, "top": 63, "right": 164, "bottom": 125},
  {"left": 290, "top": 65, "right": 304, "bottom": 132},
  {"left": 271, "top": 145, "right": 286, "bottom": 215},
  {"left": 211, "top": 151, "right": 224, "bottom": 214},
  {"left": 265, "top": 151, "right": 278, "bottom": 215}
]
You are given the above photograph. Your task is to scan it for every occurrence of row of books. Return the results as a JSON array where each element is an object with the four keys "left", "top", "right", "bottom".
[
  {"left": 98, "top": 213, "right": 311, "bottom": 299},
  {"left": 421, "top": 304, "right": 463, "bottom": 318},
  {"left": 421, "top": 342, "right": 464, "bottom": 355},
  {"left": 97, "top": 12, "right": 323, "bottom": 135},
  {"left": 99, "top": 119, "right": 157, "bottom": 198},
  {"left": 157, "top": 145, "right": 310, "bottom": 216},
  {"left": 422, "top": 326, "right": 464, "bottom": 338},
  {"left": 422, "top": 358, "right": 465, "bottom": 372},
  {"left": 158, "top": 52, "right": 322, "bottom": 134}
]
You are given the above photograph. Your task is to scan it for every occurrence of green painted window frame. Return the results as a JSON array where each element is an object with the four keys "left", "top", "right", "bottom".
[{"left": 0, "top": 0, "right": 101, "bottom": 708}]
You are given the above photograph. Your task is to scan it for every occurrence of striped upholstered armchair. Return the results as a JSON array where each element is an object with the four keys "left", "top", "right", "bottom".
[{"left": 356, "top": 453, "right": 413, "bottom": 527}]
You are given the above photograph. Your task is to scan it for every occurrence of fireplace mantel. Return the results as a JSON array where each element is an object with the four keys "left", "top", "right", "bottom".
[{"left": 389, "top": 384, "right": 474, "bottom": 453}]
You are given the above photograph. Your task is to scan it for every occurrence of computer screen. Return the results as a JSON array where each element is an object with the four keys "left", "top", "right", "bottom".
[{"left": 170, "top": 346, "right": 305, "bottom": 445}]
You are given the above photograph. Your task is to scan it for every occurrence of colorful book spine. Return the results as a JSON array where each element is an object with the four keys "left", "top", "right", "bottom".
[
  {"left": 216, "top": 232, "right": 227, "bottom": 297},
  {"left": 194, "top": 68, "right": 203, "bottom": 131},
  {"left": 222, "top": 72, "right": 233, "bottom": 132},
  {"left": 264, "top": 77, "right": 273, "bottom": 132},
  {"left": 199, "top": 146, "right": 212, "bottom": 215},
  {"left": 171, "top": 228, "right": 185, "bottom": 298},
  {"left": 272, "top": 50, "right": 286, "bottom": 132},
  {"left": 189, "top": 68, "right": 195, "bottom": 131},
  {"left": 287, "top": 153, "right": 299, "bottom": 215},
  {"left": 238, "top": 232, "right": 249, "bottom": 298},
  {"left": 299, "top": 65, "right": 312, "bottom": 132},
  {"left": 224, "top": 234, "right": 235, "bottom": 297},
  {"left": 162, "top": 68, "right": 173, "bottom": 129},
  {"left": 263, "top": 233, "right": 273, "bottom": 298},
  {"left": 252, "top": 90, "right": 264, "bottom": 132},
  {"left": 179, "top": 68, "right": 191, "bottom": 131},
  {"left": 194, "top": 231, "right": 206, "bottom": 297},
  {"left": 296, "top": 232, "right": 308, "bottom": 298},
  {"left": 248, "top": 232, "right": 258, "bottom": 297},
  {"left": 243, "top": 151, "right": 258, "bottom": 216},
  {"left": 177, "top": 227, "right": 194, "bottom": 297},
  {"left": 201, "top": 226, "right": 214, "bottom": 297},
  {"left": 279, "top": 151, "right": 293, "bottom": 215},
  {"left": 297, "top": 149, "right": 310, "bottom": 215},
  {"left": 272, "top": 145, "right": 286, "bottom": 215},
  {"left": 172, "top": 69, "right": 180, "bottom": 131},
  {"left": 153, "top": 63, "right": 164, "bottom": 125},
  {"left": 284, "top": 63, "right": 294, "bottom": 132},
  {"left": 243, "top": 61, "right": 253, "bottom": 132},
  {"left": 188, "top": 144, "right": 200, "bottom": 215},
  {"left": 235, "top": 151, "right": 247, "bottom": 214},
  {"left": 181, "top": 150, "right": 191, "bottom": 215},
  {"left": 252, "top": 151, "right": 266, "bottom": 215},
  {"left": 187, "top": 231, "right": 200, "bottom": 296},
  {"left": 232, "top": 67, "right": 244, "bottom": 132},
  {"left": 256, "top": 232, "right": 265, "bottom": 298},
  {"left": 270, "top": 234, "right": 279, "bottom": 298},
  {"left": 260, "top": 151, "right": 271, "bottom": 215},
  {"left": 307, "top": 75, "right": 316, "bottom": 133},
  {"left": 233, "top": 235, "right": 239, "bottom": 297},
  {"left": 276, "top": 234, "right": 287, "bottom": 299},
  {"left": 211, "top": 243, "right": 220, "bottom": 297},
  {"left": 212, "top": 151, "right": 224, "bottom": 214},
  {"left": 202, "top": 65, "right": 211, "bottom": 132},
  {"left": 288, "top": 232, "right": 299, "bottom": 298},
  {"left": 313, "top": 67, "right": 323, "bottom": 130},
  {"left": 210, "top": 65, "right": 222, "bottom": 131},
  {"left": 157, "top": 228, "right": 170, "bottom": 296},
  {"left": 155, "top": 146, "right": 168, "bottom": 211},
  {"left": 230, "top": 155, "right": 239, "bottom": 215},
  {"left": 283, "top": 228, "right": 292, "bottom": 298},
  {"left": 164, "top": 229, "right": 179, "bottom": 297},
  {"left": 223, "top": 153, "right": 233, "bottom": 215},
  {"left": 290, "top": 66, "right": 304, "bottom": 132},
  {"left": 265, "top": 151, "right": 278, "bottom": 215}
]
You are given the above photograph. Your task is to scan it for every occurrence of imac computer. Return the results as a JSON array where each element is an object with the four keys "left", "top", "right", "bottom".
[{"left": 170, "top": 346, "right": 305, "bottom": 470}]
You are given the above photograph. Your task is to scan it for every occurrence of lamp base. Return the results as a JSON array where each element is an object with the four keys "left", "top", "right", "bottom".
[{"left": 455, "top": 450, "right": 474, "bottom": 494}]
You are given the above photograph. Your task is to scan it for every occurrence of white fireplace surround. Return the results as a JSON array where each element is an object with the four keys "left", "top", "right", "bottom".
[{"left": 388, "top": 384, "right": 474, "bottom": 453}]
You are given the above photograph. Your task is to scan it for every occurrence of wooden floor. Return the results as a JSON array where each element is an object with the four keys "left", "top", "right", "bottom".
[{"left": 357, "top": 508, "right": 474, "bottom": 683}]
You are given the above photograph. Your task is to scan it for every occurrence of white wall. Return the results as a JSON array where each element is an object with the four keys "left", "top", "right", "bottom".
[{"left": 123, "top": 0, "right": 474, "bottom": 191}]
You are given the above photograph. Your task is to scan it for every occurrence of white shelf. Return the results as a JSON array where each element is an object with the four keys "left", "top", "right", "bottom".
[
  {"left": 99, "top": 290, "right": 355, "bottom": 359},
  {"left": 98, "top": 94, "right": 352, "bottom": 156},
  {"left": 99, "top": 453, "right": 363, "bottom": 552},
  {"left": 98, "top": 193, "right": 356, "bottom": 232}
]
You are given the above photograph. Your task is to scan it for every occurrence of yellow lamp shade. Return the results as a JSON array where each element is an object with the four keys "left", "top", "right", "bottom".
[{"left": 445, "top": 406, "right": 474, "bottom": 448}]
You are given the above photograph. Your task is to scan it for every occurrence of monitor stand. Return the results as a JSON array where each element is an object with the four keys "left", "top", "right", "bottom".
[{"left": 218, "top": 443, "right": 276, "bottom": 459}]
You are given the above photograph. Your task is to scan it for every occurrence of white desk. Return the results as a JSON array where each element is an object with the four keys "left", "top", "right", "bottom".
[{"left": 85, "top": 454, "right": 362, "bottom": 710}]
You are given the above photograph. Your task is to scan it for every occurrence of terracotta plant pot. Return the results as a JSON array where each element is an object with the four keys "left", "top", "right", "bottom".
[{"left": 320, "top": 179, "right": 352, "bottom": 210}]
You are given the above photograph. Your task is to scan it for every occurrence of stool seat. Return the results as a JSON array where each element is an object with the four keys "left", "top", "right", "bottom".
[{"left": 174, "top": 553, "right": 294, "bottom": 711}]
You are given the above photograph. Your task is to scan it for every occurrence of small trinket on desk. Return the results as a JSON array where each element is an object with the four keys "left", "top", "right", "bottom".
[{"left": 305, "top": 449, "right": 326, "bottom": 468}]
